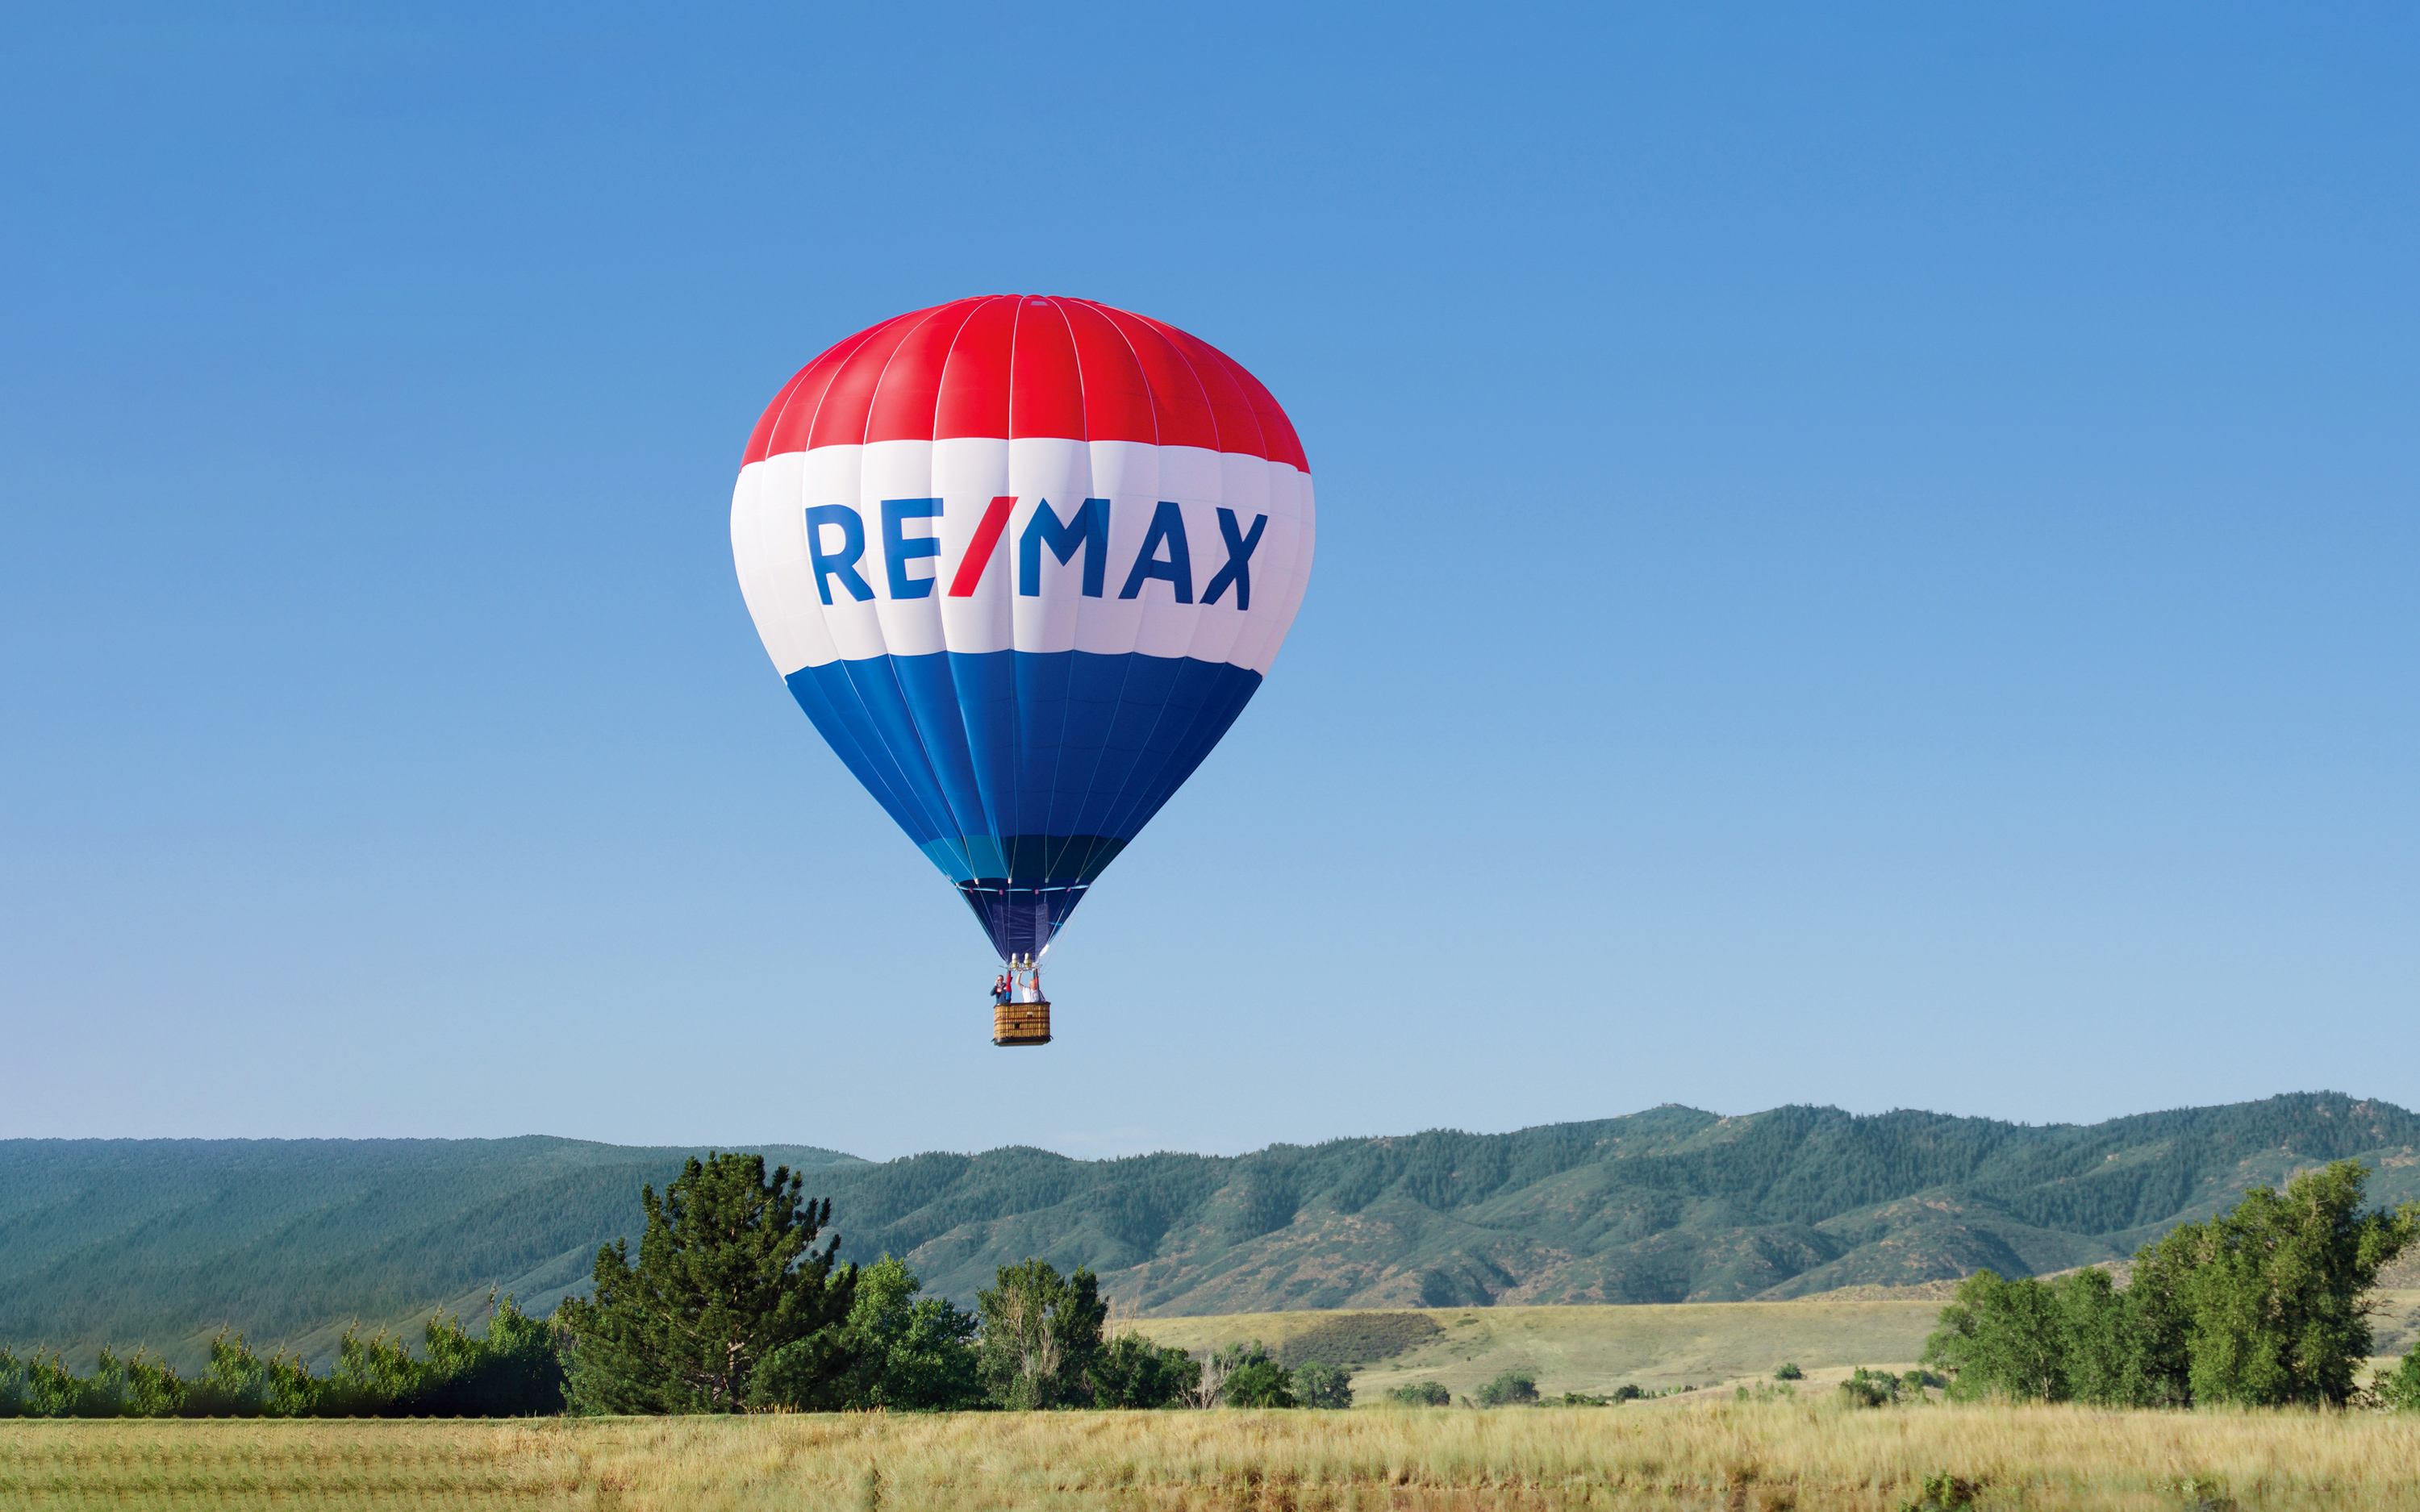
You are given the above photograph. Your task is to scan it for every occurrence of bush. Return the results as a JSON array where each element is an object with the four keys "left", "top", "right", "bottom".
[
  {"left": 1474, "top": 1370, "right": 1538, "bottom": 1407},
  {"left": 1275, "top": 1314, "right": 1442, "bottom": 1368},
  {"left": 1839, "top": 1366, "right": 1899, "bottom": 1407},
  {"left": 1899, "top": 1471, "right": 1984, "bottom": 1510},
  {"left": 0, "top": 1350, "right": 156, "bottom": 1418},
  {"left": 421, "top": 1298, "right": 565, "bottom": 1416},
  {"left": 762, "top": 1254, "right": 982, "bottom": 1412},
  {"left": 1294, "top": 1360, "right": 1354, "bottom": 1410},
  {"left": 1087, "top": 1333, "right": 1198, "bottom": 1410},
  {"left": 190, "top": 1333, "right": 324, "bottom": 1417},
  {"left": 2376, "top": 1352, "right": 2420, "bottom": 1411},
  {"left": 1611, "top": 1382, "right": 1643, "bottom": 1401},
  {"left": 1222, "top": 1362, "right": 1295, "bottom": 1407},
  {"left": 1387, "top": 1380, "right": 1450, "bottom": 1406},
  {"left": 1774, "top": 1361, "right": 1804, "bottom": 1381},
  {"left": 1922, "top": 1273, "right": 2067, "bottom": 1402},
  {"left": 1190, "top": 1342, "right": 1296, "bottom": 1409}
]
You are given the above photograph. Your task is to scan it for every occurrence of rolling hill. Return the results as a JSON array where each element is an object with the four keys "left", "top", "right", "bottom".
[
  {"left": 838, "top": 1093, "right": 2420, "bottom": 1312},
  {"left": 3, "top": 1093, "right": 2414, "bottom": 1370},
  {"left": 0, "top": 1138, "right": 863, "bottom": 1370}
]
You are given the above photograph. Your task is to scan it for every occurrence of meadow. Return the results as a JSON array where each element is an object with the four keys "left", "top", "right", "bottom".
[
  {"left": 8, "top": 1399, "right": 2420, "bottom": 1510},
  {"left": 1128, "top": 1300, "right": 1953, "bottom": 1402}
]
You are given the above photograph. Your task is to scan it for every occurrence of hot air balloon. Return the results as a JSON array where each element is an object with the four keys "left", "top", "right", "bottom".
[{"left": 729, "top": 297, "right": 1314, "bottom": 1046}]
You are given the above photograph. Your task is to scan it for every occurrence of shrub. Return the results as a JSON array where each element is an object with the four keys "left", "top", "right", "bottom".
[
  {"left": 182, "top": 1333, "right": 323, "bottom": 1417},
  {"left": 1387, "top": 1380, "right": 1450, "bottom": 1406},
  {"left": 1220, "top": 1361, "right": 1296, "bottom": 1408},
  {"left": 1474, "top": 1370, "right": 1538, "bottom": 1407},
  {"left": 1922, "top": 1273, "right": 2067, "bottom": 1401},
  {"left": 1087, "top": 1333, "right": 1198, "bottom": 1410},
  {"left": 1, "top": 1350, "right": 144, "bottom": 1418},
  {"left": 1774, "top": 1361, "right": 1804, "bottom": 1381},
  {"left": 1294, "top": 1360, "right": 1354, "bottom": 1410},
  {"left": 1195, "top": 1342, "right": 1295, "bottom": 1408},
  {"left": 1899, "top": 1470, "right": 1983, "bottom": 1510},
  {"left": 1839, "top": 1367, "right": 1898, "bottom": 1408},
  {"left": 772, "top": 1255, "right": 982, "bottom": 1412},
  {"left": 1275, "top": 1314, "right": 1442, "bottom": 1368},
  {"left": 1222, "top": 1362, "right": 1294, "bottom": 1407},
  {"left": 2376, "top": 1352, "right": 2420, "bottom": 1411},
  {"left": 422, "top": 1296, "right": 567, "bottom": 1416}
]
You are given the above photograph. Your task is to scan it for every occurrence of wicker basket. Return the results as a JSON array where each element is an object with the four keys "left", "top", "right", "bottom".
[{"left": 991, "top": 1001, "right": 1053, "bottom": 1047}]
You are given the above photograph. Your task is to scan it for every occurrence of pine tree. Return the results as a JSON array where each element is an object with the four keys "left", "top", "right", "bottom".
[{"left": 557, "top": 1153, "right": 856, "bottom": 1413}]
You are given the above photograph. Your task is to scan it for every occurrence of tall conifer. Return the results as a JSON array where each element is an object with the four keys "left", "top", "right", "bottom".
[{"left": 557, "top": 1153, "right": 856, "bottom": 1412}]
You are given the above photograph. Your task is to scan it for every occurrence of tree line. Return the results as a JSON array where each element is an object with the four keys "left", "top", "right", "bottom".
[
  {"left": 1923, "top": 1159, "right": 2420, "bottom": 1408},
  {"left": 0, "top": 1300, "right": 561, "bottom": 1419},
  {"left": 0, "top": 1154, "right": 1361, "bottom": 1418}
]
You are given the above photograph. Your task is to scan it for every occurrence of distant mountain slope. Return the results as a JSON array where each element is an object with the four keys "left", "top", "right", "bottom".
[
  {"left": 0, "top": 1137, "right": 861, "bottom": 1369},
  {"left": 836, "top": 1094, "right": 2420, "bottom": 1313},
  {"left": 2, "top": 1095, "right": 2413, "bottom": 1369}
]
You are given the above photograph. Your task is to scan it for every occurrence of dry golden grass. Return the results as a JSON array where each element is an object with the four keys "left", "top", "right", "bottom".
[
  {"left": 1122, "top": 1295, "right": 2420, "bottom": 1406},
  {"left": 1129, "top": 1302, "right": 1946, "bottom": 1402},
  {"left": 6, "top": 1402, "right": 2420, "bottom": 1511}
]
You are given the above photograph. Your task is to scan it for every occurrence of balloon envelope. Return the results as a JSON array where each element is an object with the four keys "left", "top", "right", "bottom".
[{"left": 730, "top": 296, "right": 1315, "bottom": 960}]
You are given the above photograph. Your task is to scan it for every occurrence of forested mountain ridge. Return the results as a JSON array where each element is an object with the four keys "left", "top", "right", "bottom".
[
  {"left": 0, "top": 1137, "right": 862, "bottom": 1371},
  {"left": 843, "top": 1093, "right": 2420, "bottom": 1311},
  {"left": 2, "top": 1094, "right": 2413, "bottom": 1370}
]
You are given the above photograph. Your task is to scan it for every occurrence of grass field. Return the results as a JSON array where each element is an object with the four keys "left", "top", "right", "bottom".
[
  {"left": 1127, "top": 1301, "right": 1951, "bottom": 1402},
  {"left": 8, "top": 1401, "right": 2420, "bottom": 1510},
  {"left": 1131, "top": 1294, "right": 2420, "bottom": 1406},
  {"left": 8, "top": 1299, "right": 2414, "bottom": 1508}
]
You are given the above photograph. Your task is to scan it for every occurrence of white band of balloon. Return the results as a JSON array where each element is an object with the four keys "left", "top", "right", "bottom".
[{"left": 732, "top": 437, "right": 1314, "bottom": 677}]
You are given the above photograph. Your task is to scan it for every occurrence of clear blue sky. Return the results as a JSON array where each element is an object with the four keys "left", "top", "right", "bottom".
[{"left": 4, "top": 3, "right": 2414, "bottom": 1159}]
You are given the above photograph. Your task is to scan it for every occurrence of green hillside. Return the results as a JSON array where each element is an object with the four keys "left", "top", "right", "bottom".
[
  {"left": 0, "top": 1138, "right": 861, "bottom": 1370},
  {"left": 3, "top": 1093, "right": 2414, "bottom": 1371},
  {"left": 838, "top": 1093, "right": 2420, "bottom": 1314}
]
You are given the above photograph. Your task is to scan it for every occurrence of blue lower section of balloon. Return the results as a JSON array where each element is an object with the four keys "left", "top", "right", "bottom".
[{"left": 784, "top": 649, "right": 1262, "bottom": 958}]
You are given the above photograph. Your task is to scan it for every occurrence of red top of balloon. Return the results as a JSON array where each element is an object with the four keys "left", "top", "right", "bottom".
[{"left": 742, "top": 296, "right": 1308, "bottom": 472}]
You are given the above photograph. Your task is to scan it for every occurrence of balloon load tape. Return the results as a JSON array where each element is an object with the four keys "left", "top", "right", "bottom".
[{"left": 993, "top": 1001, "right": 1052, "bottom": 1047}]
